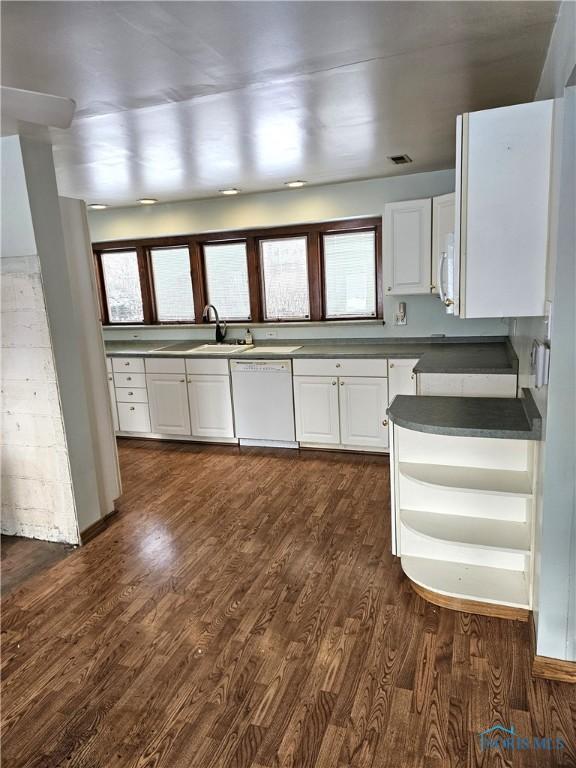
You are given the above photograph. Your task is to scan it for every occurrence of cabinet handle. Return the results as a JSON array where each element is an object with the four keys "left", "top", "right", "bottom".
[
  {"left": 340, "top": 381, "right": 344, "bottom": 386},
  {"left": 336, "top": 363, "right": 341, "bottom": 368},
  {"left": 389, "top": 363, "right": 394, "bottom": 368},
  {"left": 387, "top": 286, "right": 391, "bottom": 292},
  {"left": 126, "top": 376, "right": 132, "bottom": 381},
  {"left": 128, "top": 391, "right": 134, "bottom": 395},
  {"left": 332, "top": 380, "right": 337, "bottom": 386},
  {"left": 179, "top": 379, "right": 185, "bottom": 383},
  {"left": 382, "top": 419, "right": 388, "bottom": 426},
  {"left": 108, "top": 375, "right": 112, "bottom": 381},
  {"left": 129, "top": 406, "right": 135, "bottom": 411},
  {"left": 411, "top": 374, "right": 415, "bottom": 380},
  {"left": 124, "top": 362, "right": 130, "bottom": 366}
]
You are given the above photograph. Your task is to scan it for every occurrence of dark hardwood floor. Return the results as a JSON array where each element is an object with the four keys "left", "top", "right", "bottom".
[
  {"left": 1, "top": 535, "right": 74, "bottom": 597},
  {"left": 1, "top": 439, "right": 574, "bottom": 767}
]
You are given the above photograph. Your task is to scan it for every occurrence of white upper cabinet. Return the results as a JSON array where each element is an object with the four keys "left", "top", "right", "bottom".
[
  {"left": 146, "top": 372, "right": 191, "bottom": 435},
  {"left": 187, "top": 374, "right": 235, "bottom": 439},
  {"left": 339, "top": 377, "right": 389, "bottom": 449},
  {"left": 294, "top": 376, "right": 340, "bottom": 445},
  {"left": 383, "top": 198, "right": 432, "bottom": 295},
  {"left": 455, "top": 100, "right": 553, "bottom": 318},
  {"left": 388, "top": 359, "right": 418, "bottom": 406},
  {"left": 431, "top": 193, "right": 455, "bottom": 297}
]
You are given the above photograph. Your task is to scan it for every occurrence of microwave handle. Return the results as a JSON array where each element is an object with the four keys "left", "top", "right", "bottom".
[{"left": 437, "top": 251, "right": 447, "bottom": 304}]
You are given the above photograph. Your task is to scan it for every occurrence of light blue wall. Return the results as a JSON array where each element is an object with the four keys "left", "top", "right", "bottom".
[{"left": 93, "top": 170, "right": 508, "bottom": 343}]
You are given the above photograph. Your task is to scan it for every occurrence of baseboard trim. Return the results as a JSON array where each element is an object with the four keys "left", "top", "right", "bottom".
[
  {"left": 80, "top": 508, "right": 118, "bottom": 545},
  {"left": 409, "top": 578, "right": 530, "bottom": 622},
  {"left": 529, "top": 616, "right": 576, "bottom": 683}
]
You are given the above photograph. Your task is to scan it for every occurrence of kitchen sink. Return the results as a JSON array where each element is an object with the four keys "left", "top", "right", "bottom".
[{"left": 154, "top": 342, "right": 253, "bottom": 354}]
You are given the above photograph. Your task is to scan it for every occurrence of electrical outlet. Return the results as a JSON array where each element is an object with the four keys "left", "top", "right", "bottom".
[{"left": 265, "top": 330, "right": 278, "bottom": 338}]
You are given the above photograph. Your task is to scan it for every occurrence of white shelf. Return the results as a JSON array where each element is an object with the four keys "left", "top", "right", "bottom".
[
  {"left": 399, "top": 461, "right": 533, "bottom": 497},
  {"left": 401, "top": 555, "right": 529, "bottom": 608},
  {"left": 400, "top": 509, "right": 530, "bottom": 553}
]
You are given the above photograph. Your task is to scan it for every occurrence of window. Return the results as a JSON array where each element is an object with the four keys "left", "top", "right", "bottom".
[
  {"left": 203, "top": 242, "right": 251, "bottom": 321},
  {"left": 100, "top": 250, "right": 144, "bottom": 323},
  {"left": 150, "top": 247, "right": 195, "bottom": 322},
  {"left": 94, "top": 217, "right": 381, "bottom": 325},
  {"left": 322, "top": 230, "right": 377, "bottom": 318},
  {"left": 260, "top": 236, "right": 310, "bottom": 320}
]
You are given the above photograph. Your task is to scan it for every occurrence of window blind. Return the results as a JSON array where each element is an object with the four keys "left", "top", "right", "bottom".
[
  {"left": 150, "top": 247, "right": 195, "bottom": 322},
  {"left": 203, "top": 242, "right": 251, "bottom": 320},
  {"left": 101, "top": 250, "right": 144, "bottom": 323},
  {"left": 323, "top": 230, "right": 376, "bottom": 318},
  {"left": 260, "top": 236, "right": 310, "bottom": 320}
]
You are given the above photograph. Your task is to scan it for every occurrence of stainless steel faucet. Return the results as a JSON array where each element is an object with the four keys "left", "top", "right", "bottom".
[{"left": 202, "top": 304, "right": 227, "bottom": 342}]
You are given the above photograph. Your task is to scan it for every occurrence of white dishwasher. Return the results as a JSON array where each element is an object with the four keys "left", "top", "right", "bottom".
[{"left": 230, "top": 359, "right": 296, "bottom": 446}]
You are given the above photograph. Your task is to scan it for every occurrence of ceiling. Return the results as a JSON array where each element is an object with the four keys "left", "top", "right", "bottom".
[{"left": 1, "top": 1, "right": 557, "bottom": 207}]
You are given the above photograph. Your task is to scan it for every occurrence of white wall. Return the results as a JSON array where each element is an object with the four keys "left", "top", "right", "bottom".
[
  {"left": 511, "top": 0, "right": 576, "bottom": 661},
  {"left": 91, "top": 169, "right": 508, "bottom": 341},
  {"left": 1, "top": 136, "right": 79, "bottom": 543}
]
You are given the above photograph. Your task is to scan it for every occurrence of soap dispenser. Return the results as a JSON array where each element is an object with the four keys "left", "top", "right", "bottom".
[{"left": 244, "top": 328, "right": 253, "bottom": 345}]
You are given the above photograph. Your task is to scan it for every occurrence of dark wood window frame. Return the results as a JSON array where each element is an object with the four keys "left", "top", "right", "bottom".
[{"left": 93, "top": 217, "right": 382, "bottom": 325}]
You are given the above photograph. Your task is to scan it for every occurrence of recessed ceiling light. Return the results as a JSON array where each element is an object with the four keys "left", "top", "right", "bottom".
[
  {"left": 220, "top": 188, "right": 240, "bottom": 195},
  {"left": 138, "top": 198, "right": 158, "bottom": 205},
  {"left": 87, "top": 203, "right": 108, "bottom": 210},
  {"left": 285, "top": 180, "right": 307, "bottom": 188}
]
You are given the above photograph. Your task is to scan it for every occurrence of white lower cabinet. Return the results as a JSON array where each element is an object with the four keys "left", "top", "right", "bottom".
[
  {"left": 107, "top": 373, "right": 119, "bottom": 432},
  {"left": 339, "top": 377, "right": 389, "bottom": 449},
  {"left": 388, "top": 359, "right": 418, "bottom": 405},
  {"left": 146, "top": 373, "right": 191, "bottom": 435},
  {"left": 294, "top": 376, "right": 340, "bottom": 444},
  {"left": 294, "top": 373, "right": 388, "bottom": 451},
  {"left": 187, "top": 374, "right": 235, "bottom": 438},
  {"left": 117, "top": 402, "right": 151, "bottom": 433}
]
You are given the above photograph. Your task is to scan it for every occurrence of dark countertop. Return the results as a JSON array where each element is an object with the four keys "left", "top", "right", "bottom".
[
  {"left": 104, "top": 336, "right": 518, "bottom": 376},
  {"left": 387, "top": 388, "right": 541, "bottom": 440}
]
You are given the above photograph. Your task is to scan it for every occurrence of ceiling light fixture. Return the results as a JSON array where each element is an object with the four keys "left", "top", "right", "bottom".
[
  {"left": 138, "top": 198, "right": 158, "bottom": 205},
  {"left": 220, "top": 188, "right": 240, "bottom": 195},
  {"left": 285, "top": 180, "right": 307, "bottom": 188},
  {"left": 87, "top": 203, "right": 108, "bottom": 210}
]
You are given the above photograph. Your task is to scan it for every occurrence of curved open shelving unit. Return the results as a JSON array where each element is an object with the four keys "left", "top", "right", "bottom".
[
  {"left": 402, "top": 555, "right": 530, "bottom": 611},
  {"left": 399, "top": 461, "right": 533, "bottom": 497},
  {"left": 400, "top": 509, "right": 531, "bottom": 553}
]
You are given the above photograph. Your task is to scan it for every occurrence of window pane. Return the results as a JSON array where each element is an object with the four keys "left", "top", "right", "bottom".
[
  {"left": 101, "top": 250, "right": 144, "bottom": 323},
  {"left": 323, "top": 230, "right": 376, "bottom": 318},
  {"left": 260, "top": 237, "right": 310, "bottom": 320},
  {"left": 150, "top": 247, "right": 195, "bottom": 322},
  {"left": 203, "top": 242, "right": 250, "bottom": 320}
]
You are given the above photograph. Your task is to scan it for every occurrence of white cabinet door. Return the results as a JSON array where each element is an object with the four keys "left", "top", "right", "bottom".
[
  {"left": 187, "top": 375, "right": 234, "bottom": 438},
  {"left": 388, "top": 359, "right": 418, "bottom": 406},
  {"left": 383, "top": 198, "right": 432, "bottom": 295},
  {"left": 107, "top": 373, "right": 119, "bottom": 432},
  {"left": 146, "top": 373, "right": 191, "bottom": 435},
  {"left": 339, "top": 377, "right": 389, "bottom": 449},
  {"left": 431, "top": 193, "right": 455, "bottom": 296},
  {"left": 294, "top": 376, "right": 340, "bottom": 444},
  {"left": 457, "top": 100, "right": 553, "bottom": 318}
]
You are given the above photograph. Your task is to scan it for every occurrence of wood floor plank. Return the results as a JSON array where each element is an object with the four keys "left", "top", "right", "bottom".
[{"left": 1, "top": 440, "right": 574, "bottom": 768}]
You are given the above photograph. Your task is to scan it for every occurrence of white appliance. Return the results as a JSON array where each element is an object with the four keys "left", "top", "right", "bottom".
[
  {"left": 437, "top": 231, "right": 456, "bottom": 315},
  {"left": 230, "top": 359, "right": 296, "bottom": 446}
]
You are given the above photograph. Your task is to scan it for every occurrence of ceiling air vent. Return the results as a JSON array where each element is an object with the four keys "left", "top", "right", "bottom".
[{"left": 388, "top": 154, "right": 413, "bottom": 165}]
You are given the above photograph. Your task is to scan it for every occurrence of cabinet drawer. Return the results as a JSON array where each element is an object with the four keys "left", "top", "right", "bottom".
[
  {"left": 293, "top": 358, "right": 387, "bottom": 378},
  {"left": 117, "top": 402, "right": 150, "bottom": 432},
  {"left": 112, "top": 357, "right": 145, "bottom": 373},
  {"left": 114, "top": 372, "right": 146, "bottom": 388},
  {"left": 115, "top": 387, "right": 148, "bottom": 403},
  {"left": 145, "top": 357, "right": 186, "bottom": 374},
  {"left": 186, "top": 358, "right": 229, "bottom": 375}
]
